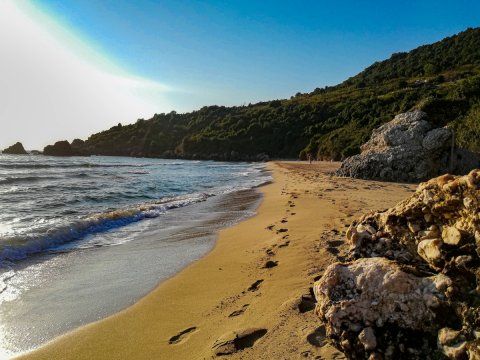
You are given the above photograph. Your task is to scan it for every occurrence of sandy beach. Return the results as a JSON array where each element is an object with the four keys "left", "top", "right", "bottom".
[{"left": 17, "top": 161, "right": 416, "bottom": 360}]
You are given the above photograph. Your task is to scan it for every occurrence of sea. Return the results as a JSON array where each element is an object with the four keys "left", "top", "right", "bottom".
[{"left": 0, "top": 154, "right": 270, "bottom": 358}]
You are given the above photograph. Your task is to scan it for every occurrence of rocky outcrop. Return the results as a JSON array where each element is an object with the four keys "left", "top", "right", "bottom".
[
  {"left": 335, "top": 111, "right": 480, "bottom": 182},
  {"left": 315, "top": 169, "right": 480, "bottom": 359},
  {"left": 43, "top": 140, "right": 84, "bottom": 156},
  {"left": 2, "top": 142, "right": 27, "bottom": 155}
]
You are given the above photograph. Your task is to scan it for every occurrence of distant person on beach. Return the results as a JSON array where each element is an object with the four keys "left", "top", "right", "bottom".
[{"left": 308, "top": 154, "right": 313, "bottom": 164}]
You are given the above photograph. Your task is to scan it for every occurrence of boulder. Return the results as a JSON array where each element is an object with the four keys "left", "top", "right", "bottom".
[
  {"left": 417, "top": 238, "right": 443, "bottom": 269},
  {"left": 315, "top": 170, "right": 480, "bottom": 359},
  {"left": 315, "top": 258, "right": 450, "bottom": 359},
  {"left": 2, "top": 142, "right": 27, "bottom": 155},
  {"left": 335, "top": 111, "right": 480, "bottom": 182}
]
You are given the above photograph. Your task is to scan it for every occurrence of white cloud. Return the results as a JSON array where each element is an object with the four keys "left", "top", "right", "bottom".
[{"left": 0, "top": 0, "right": 171, "bottom": 150}]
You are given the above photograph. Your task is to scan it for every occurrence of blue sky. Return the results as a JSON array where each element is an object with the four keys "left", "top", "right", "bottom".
[
  {"left": 34, "top": 0, "right": 480, "bottom": 100},
  {"left": 1, "top": 0, "right": 479, "bottom": 149}
]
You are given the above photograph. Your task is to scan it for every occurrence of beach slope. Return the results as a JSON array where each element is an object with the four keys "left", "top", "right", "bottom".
[{"left": 18, "top": 162, "right": 415, "bottom": 360}]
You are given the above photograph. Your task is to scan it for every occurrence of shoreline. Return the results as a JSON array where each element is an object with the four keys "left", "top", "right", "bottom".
[
  {"left": 17, "top": 162, "right": 416, "bottom": 360},
  {"left": 1, "top": 188, "right": 263, "bottom": 358}
]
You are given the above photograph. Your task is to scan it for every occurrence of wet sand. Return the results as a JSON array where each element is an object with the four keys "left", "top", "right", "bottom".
[{"left": 17, "top": 162, "right": 415, "bottom": 360}]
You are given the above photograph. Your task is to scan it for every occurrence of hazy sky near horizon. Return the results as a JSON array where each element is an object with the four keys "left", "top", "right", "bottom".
[{"left": 1, "top": 0, "right": 479, "bottom": 149}]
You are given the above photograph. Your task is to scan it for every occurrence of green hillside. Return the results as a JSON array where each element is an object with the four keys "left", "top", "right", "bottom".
[{"left": 62, "top": 27, "right": 480, "bottom": 161}]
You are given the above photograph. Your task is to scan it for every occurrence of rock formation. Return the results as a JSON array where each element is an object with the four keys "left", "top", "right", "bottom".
[
  {"left": 43, "top": 140, "right": 79, "bottom": 156},
  {"left": 2, "top": 142, "right": 27, "bottom": 155},
  {"left": 315, "top": 169, "right": 480, "bottom": 359},
  {"left": 335, "top": 111, "right": 480, "bottom": 182}
]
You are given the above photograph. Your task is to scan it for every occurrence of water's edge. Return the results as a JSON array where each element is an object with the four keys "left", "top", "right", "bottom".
[{"left": 0, "top": 187, "right": 265, "bottom": 358}]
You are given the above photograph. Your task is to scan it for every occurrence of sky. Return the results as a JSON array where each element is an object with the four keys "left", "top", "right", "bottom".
[{"left": 0, "top": 0, "right": 479, "bottom": 150}]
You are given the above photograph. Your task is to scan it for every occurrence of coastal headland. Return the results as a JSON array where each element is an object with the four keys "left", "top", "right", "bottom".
[{"left": 17, "top": 162, "right": 415, "bottom": 360}]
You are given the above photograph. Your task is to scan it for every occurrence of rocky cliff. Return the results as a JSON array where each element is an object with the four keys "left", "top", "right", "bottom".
[
  {"left": 335, "top": 111, "right": 480, "bottom": 182},
  {"left": 315, "top": 170, "right": 480, "bottom": 359}
]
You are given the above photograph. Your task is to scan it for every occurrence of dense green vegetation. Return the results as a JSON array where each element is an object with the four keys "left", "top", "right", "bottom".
[{"left": 66, "top": 28, "right": 480, "bottom": 161}]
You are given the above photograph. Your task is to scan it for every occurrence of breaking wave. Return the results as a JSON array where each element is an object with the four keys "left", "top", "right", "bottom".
[{"left": 0, "top": 193, "right": 211, "bottom": 262}]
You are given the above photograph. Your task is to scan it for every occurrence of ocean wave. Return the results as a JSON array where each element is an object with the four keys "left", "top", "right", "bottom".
[
  {"left": 0, "top": 186, "right": 20, "bottom": 194},
  {"left": 0, "top": 176, "right": 63, "bottom": 185},
  {"left": 0, "top": 159, "right": 271, "bottom": 263},
  {"left": 0, "top": 163, "right": 149, "bottom": 170},
  {"left": 126, "top": 170, "right": 149, "bottom": 174},
  {"left": 0, "top": 193, "right": 212, "bottom": 262}
]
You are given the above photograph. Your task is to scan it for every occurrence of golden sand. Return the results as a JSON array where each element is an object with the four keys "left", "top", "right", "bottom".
[{"left": 18, "top": 162, "right": 415, "bottom": 360}]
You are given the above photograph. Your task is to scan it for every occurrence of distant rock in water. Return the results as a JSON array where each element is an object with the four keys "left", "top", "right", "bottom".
[
  {"left": 335, "top": 111, "right": 480, "bottom": 182},
  {"left": 43, "top": 140, "right": 78, "bottom": 156},
  {"left": 2, "top": 142, "right": 27, "bottom": 155},
  {"left": 315, "top": 170, "right": 480, "bottom": 359}
]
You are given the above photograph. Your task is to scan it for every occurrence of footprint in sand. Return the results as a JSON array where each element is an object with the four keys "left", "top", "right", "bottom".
[
  {"left": 212, "top": 328, "right": 268, "bottom": 355},
  {"left": 298, "top": 287, "right": 317, "bottom": 314},
  {"left": 327, "top": 240, "right": 344, "bottom": 247},
  {"left": 266, "top": 248, "right": 275, "bottom": 256},
  {"left": 306, "top": 325, "right": 327, "bottom": 347},
  {"left": 326, "top": 246, "right": 340, "bottom": 256},
  {"left": 278, "top": 240, "right": 290, "bottom": 248},
  {"left": 276, "top": 228, "right": 288, "bottom": 234},
  {"left": 280, "top": 218, "right": 288, "bottom": 223},
  {"left": 264, "top": 260, "right": 278, "bottom": 269},
  {"left": 228, "top": 304, "right": 249, "bottom": 317},
  {"left": 325, "top": 240, "right": 346, "bottom": 258},
  {"left": 169, "top": 326, "right": 198, "bottom": 344},
  {"left": 298, "top": 294, "right": 316, "bottom": 313},
  {"left": 248, "top": 279, "right": 264, "bottom": 292}
]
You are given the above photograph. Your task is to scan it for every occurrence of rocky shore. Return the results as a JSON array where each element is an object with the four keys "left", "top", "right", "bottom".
[{"left": 315, "top": 169, "right": 480, "bottom": 359}]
